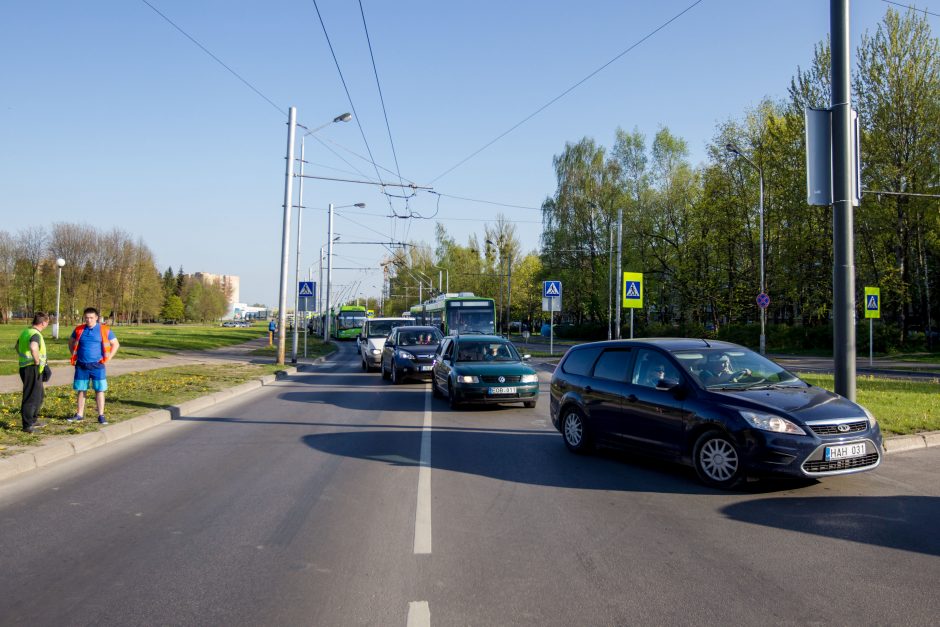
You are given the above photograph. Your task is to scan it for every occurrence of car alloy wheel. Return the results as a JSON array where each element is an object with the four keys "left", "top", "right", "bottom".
[
  {"left": 562, "top": 408, "right": 590, "bottom": 453},
  {"left": 693, "top": 431, "right": 744, "bottom": 489},
  {"left": 381, "top": 360, "right": 390, "bottom": 380},
  {"left": 391, "top": 365, "right": 401, "bottom": 384}
]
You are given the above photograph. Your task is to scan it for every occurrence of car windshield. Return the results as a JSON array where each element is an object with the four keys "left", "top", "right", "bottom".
[
  {"left": 397, "top": 329, "right": 442, "bottom": 346},
  {"left": 673, "top": 348, "right": 804, "bottom": 389},
  {"left": 455, "top": 341, "right": 519, "bottom": 362},
  {"left": 367, "top": 320, "right": 407, "bottom": 338}
]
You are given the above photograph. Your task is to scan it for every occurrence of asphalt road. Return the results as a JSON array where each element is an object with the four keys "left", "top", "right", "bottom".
[{"left": 1, "top": 342, "right": 938, "bottom": 626}]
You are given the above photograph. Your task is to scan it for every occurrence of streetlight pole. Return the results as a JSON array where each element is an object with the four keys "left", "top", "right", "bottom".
[
  {"left": 54, "top": 258, "right": 65, "bottom": 339},
  {"left": 727, "top": 143, "right": 766, "bottom": 355},
  {"left": 324, "top": 203, "right": 335, "bottom": 341},
  {"left": 291, "top": 137, "right": 306, "bottom": 364},
  {"left": 615, "top": 206, "right": 623, "bottom": 339},
  {"left": 276, "top": 106, "right": 297, "bottom": 365}
]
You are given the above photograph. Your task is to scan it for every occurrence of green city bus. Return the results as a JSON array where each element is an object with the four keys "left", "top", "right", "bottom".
[
  {"left": 409, "top": 293, "right": 496, "bottom": 335},
  {"left": 332, "top": 305, "right": 368, "bottom": 340}
]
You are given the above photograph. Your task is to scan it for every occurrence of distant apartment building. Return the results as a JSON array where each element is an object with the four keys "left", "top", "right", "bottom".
[{"left": 191, "top": 272, "right": 240, "bottom": 305}]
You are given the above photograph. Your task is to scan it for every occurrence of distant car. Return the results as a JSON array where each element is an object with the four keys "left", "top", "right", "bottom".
[
  {"left": 359, "top": 317, "right": 411, "bottom": 371},
  {"left": 381, "top": 326, "right": 443, "bottom": 384},
  {"left": 432, "top": 334, "right": 539, "bottom": 409},
  {"left": 549, "top": 339, "right": 884, "bottom": 489}
]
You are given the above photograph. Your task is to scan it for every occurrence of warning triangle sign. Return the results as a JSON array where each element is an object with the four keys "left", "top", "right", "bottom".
[
  {"left": 625, "top": 282, "right": 640, "bottom": 298},
  {"left": 867, "top": 295, "right": 878, "bottom": 310},
  {"left": 299, "top": 283, "right": 314, "bottom": 296},
  {"left": 545, "top": 282, "right": 560, "bottom": 297}
]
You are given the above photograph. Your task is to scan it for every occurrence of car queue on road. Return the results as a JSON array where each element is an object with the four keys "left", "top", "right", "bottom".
[{"left": 351, "top": 325, "right": 884, "bottom": 490}]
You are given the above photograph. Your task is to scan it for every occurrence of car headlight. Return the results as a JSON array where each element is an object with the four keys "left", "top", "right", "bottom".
[
  {"left": 520, "top": 374, "right": 539, "bottom": 383},
  {"left": 397, "top": 350, "right": 416, "bottom": 360},
  {"left": 862, "top": 406, "right": 878, "bottom": 428},
  {"left": 739, "top": 410, "right": 806, "bottom": 435},
  {"left": 456, "top": 375, "right": 479, "bottom": 383},
  {"left": 371, "top": 349, "right": 381, "bottom": 355}
]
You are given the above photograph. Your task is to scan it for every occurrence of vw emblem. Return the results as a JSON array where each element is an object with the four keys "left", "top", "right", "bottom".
[
  {"left": 498, "top": 376, "right": 505, "bottom": 384},
  {"left": 837, "top": 424, "right": 851, "bottom": 433}
]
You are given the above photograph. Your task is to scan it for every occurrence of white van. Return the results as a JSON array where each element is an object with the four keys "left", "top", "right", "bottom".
[{"left": 358, "top": 318, "right": 411, "bottom": 371}]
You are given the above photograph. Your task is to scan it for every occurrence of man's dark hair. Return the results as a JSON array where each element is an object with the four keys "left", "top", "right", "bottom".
[
  {"left": 83, "top": 307, "right": 100, "bottom": 317},
  {"left": 32, "top": 312, "right": 49, "bottom": 325}
]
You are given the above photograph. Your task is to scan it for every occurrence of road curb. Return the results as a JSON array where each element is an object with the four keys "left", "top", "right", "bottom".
[{"left": 0, "top": 365, "right": 301, "bottom": 483}]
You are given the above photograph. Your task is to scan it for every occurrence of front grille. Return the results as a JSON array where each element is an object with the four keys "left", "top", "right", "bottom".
[
  {"left": 481, "top": 375, "right": 522, "bottom": 383},
  {"left": 803, "top": 453, "right": 879, "bottom": 473},
  {"left": 809, "top": 420, "right": 868, "bottom": 436}
]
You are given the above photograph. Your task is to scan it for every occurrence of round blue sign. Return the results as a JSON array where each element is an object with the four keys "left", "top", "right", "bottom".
[{"left": 756, "top": 292, "right": 770, "bottom": 309}]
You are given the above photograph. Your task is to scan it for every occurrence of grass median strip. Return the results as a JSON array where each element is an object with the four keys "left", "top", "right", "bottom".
[
  {"left": 0, "top": 363, "right": 284, "bottom": 453},
  {"left": 0, "top": 323, "right": 268, "bottom": 375},
  {"left": 797, "top": 373, "right": 939, "bottom": 436}
]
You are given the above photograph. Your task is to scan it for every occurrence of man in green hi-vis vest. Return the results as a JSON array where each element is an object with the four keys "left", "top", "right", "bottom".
[{"left": 16, "top": 312, "right": 50, "bottom": 433}]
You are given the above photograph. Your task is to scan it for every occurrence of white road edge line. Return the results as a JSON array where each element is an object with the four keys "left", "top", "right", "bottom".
[
  {"left": 407, "top": 600, "right": 430, "bottom": 627},
  {"left": 414, "top": 386, "right": 432, "bottom": 554}
]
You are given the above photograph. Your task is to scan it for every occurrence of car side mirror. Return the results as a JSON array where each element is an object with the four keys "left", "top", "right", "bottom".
[
  {"left": 656, "top": 378, "right": 681, "bottom": 391},
  {"left": 522, "top": 354, "right": 531, "bottom": 361}
]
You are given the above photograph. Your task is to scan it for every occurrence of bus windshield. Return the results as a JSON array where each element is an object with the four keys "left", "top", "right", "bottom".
[
  {"left": 337, "top": 312, "right": 367, "bottom": 330},
  {"left": 447, "top": 305, "right": 495, "bottom": 334}
]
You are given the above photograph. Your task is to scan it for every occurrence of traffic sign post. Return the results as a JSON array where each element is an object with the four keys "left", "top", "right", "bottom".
[
  {"left": 298, "top": 281, "right": 316, "bottom": 312},
  {"left": 543, "top": 281, "right": 562, "bottom": 356},
  {"left": 865, "top": 287, "right": 880, "bottom": 366},
  {"left": 622, "top": 272, "right": 643, "bottom": 339}
]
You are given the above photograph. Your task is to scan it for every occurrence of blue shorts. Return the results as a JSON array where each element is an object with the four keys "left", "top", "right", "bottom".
[{"left": 74, "top": 362, "right": 108, "bottom": 392}]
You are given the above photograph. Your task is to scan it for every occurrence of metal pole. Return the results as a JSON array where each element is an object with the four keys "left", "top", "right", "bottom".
[
  {"left": 54, "top": 264, "right": 63, "bottom": 339},
  {"left": 759, "top": 167, "right": 766, "bottom": 355},
  {"left": 439, "top": 270, "right": 442, "bottom": 293},
  {"left": 608, "top": 225, "right": 613, "bottom": 340},
  {"left": 831, "top": 0, "right": 856, "bottom": 400},
  {"left": 324, "top": 203, "right": 334, "bottom": 342},
  {"left": 291, "top": 137, "right": 305, "bottom": 364},
  {"left": 446, "top": 270, "right": 449, "bottom": 293},
  {"left": 277, "top": 106, "right": 297, "bottom": 365},
  {"left": 550, "top": 296, "right": 554, "bottom": 356},
  {"left": 318, "top": 249, "right": 324, "bottom": 317},
  {"left": 869, "top": 318, "right": 873, "bottom": 367},
  {"left": 630, "top": 308, "right": 634, "bottom": 339},
  {"left": 615, "top": 207, "right": 623, "bottom": 339},
  {"left": 507, "top": 254, "right": 512, "bottom": 336}
]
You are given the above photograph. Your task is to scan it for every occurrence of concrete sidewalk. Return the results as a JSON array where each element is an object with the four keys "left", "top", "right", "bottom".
[{"left": 0, "top": 336, "right": 277, "bottom": 394}]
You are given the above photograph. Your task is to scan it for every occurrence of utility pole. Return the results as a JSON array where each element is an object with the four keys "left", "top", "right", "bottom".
[
  {"left": 291, "top": 137, "right": 306, "bottom": 364},
  {"left": 507, "top": 252, "right": 513, "bottom": 335},
  {"left": 831, "top": 0, "right": 856, "bottom": 400},
  {"left": 608, "top": 224, "right": 613, "bottom": 340},
  {"left": 276, "top": 106, "right": 297, "bottom": 365},
  {"left": 615, "top": 206, "right": 623, "bottom": 339},
  {"left": 324, "top": 203, "right": 334, "bottom": 342}
]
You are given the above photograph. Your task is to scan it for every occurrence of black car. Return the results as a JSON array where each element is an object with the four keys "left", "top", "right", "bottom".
[
  {"left": 549, "top": 339, "right": 884, "bottom": 489},
  {"left": 381, "top": 326, "right": 443, "bottom": 384}
]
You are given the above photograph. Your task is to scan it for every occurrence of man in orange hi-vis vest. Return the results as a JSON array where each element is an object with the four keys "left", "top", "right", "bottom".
[{"left": 67, "top": 307, "right": 120, "bottom": 425}]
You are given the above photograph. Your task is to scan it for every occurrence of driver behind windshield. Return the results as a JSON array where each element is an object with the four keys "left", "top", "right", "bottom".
[{"left": 700, "top": 353, "right": 751, "bottom": 385}]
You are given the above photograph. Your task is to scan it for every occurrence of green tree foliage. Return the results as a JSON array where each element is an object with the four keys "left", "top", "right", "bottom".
[{"left": 161, "top": 294, "right": 185, "bottom": 322}]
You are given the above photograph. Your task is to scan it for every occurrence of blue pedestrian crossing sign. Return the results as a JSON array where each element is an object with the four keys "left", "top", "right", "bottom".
[
  {"left": 543, "top": 280, "right": 562, "bottom": 298},
  {"left": 298, "top": 282, "right": 316, "bottom": 311},
  {"left": 864, "top": 286, "right": 880, "bottom": 319},
  {"left": 622, "top": 272, "right": 643, "bottom": 308}
]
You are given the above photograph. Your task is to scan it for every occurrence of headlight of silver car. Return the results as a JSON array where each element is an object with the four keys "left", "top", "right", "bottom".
[
  {"left": 739, "top": 410, "right": 806, "bottom": 435},
  {"left": 457, "top": 375, "right": 479, "bottom": 383},
  {"left": 520, "top": 374, "right": 539, "bottom": 383},
  {"left": 862, "top": 406, "right": 878, "bottom": 428},
  {"left": 371, "top": 348, "right": 381, "bottom": 355}
]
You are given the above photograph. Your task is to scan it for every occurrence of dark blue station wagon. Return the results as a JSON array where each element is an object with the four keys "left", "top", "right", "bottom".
[{"left": 549, "top": 339, "right": 884, "bottom": 488}]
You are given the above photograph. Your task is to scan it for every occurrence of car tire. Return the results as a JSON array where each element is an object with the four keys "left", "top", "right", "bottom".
[
  {"left": 523, "top": 400, "right": 536, "bottom": 408},
  {"left": 432, "top": 377, "right": 443, "bottom": 398},
  {"left": 381, "top": 360, "right": 390, "bottom": 380},
  {"left": 693, "top": 430, "right": 745, "bottom": 489},
  {"left": 391, "top": 365, "right": 402, "bottom": 385},
  {"left": 448, "top": 383, "right": 461, "bottom": 409},
  {"left": 561, "top": 406, "right": 591, "bottom": 454},
  {"left": 361, "top": 356, "right": 368, "bottom": 372}
]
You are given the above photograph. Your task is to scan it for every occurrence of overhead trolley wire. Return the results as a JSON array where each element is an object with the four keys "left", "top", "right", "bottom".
[
  {"left": 309, "top": 0, "right": 396, "bottom": 218},
  {"left": 880, "top": 0, "right": 940, "bottom": 18},
  {"left": 138, "top": 0, "right": 285, "bottom": 116},
  {"left": 429, "top": 0, "right": 705, "bottom": 184},
  {"left": 358, "top": 0, "right": 407, "bottom": 194}
]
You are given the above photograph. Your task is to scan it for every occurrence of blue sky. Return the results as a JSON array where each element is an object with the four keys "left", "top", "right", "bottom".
[{"left": 0, "top": 1, "right": 907, "bottom": 306}]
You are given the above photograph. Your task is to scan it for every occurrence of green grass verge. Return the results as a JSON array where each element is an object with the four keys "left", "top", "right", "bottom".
[
  {"left": 797, "top": 372, "right": 939, "bottom": 436},
  {"left": 0, "top": 323, "right": 267, "bottom": 375},
  {"left": 0, "top": 362, "right": 283, "bottom": 453},
  {"left": 250, "top": 338, "right": 335, "bottom": 360}
]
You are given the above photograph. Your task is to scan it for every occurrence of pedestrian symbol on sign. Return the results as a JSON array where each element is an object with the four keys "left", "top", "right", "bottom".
[
  {"left": 625, "top": 282, "right": 640, "bottom": 299},
  {"left": 867, "top": 295, "right": 878, "bottom": 310}
]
